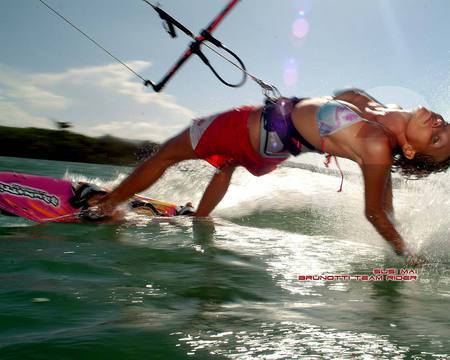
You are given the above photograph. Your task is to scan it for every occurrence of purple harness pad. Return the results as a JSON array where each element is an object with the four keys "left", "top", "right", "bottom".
[
  {"left": 0, "top": 172, "right": 78, "bottom": 223},
  {"left": 263, "top": 97, "right": 315, "bottom": 156}
]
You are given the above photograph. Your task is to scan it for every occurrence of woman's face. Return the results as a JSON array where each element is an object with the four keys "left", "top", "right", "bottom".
[{"left": 405, "top": 107, "right": 450, "bottom": 162}]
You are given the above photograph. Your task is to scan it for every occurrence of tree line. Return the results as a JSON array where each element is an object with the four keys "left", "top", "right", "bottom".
[{"left": 0, "top": 126, "right": 159, "bottom": 166}]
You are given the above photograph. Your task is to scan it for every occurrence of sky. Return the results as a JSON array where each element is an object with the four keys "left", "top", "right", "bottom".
[{"left": 0, "top": 0, "right": 449, "bottom": 142}]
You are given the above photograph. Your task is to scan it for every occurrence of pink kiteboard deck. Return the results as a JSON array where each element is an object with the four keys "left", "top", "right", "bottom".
[{"left": 0, "top": 172, "right": 178, "bottom": 223}]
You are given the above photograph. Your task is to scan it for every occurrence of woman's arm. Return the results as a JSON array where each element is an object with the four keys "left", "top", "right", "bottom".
[
  {"left": 195, "top": 164, "right": 236, "bottom": 216},
  {"left": 333, "top": 89, "right": 383, "bottom": 110},
  {"left": 383, "top": 172, "right": 394, "bottom": 216},
  {"left": 334, "top": 89, "right": 403, "bottom": 114},
  {"left": 360, "top": 140, "right": 407, "bottom": 254}
]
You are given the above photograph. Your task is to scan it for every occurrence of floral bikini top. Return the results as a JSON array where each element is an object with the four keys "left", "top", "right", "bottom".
[{"left": 316, "top": 100, "right": 365, "bottom": 137}]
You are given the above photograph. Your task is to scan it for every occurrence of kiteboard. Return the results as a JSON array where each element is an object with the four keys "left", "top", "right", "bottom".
[{"left": 0, "top": 172, "right": 188, "bottom": 223}]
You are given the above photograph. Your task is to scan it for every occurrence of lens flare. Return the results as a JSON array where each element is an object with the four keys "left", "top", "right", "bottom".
[
  {"left": 292, "top": 18, "right": 309, "bottom": 39},
  {"left": 283, "top": 59, "right": 298, "bottom": 87},
  {"left": 293, "top": 0, "right": 313, "bottom": 13}
]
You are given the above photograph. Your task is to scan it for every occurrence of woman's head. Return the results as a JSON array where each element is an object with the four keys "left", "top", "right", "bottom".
[{"left": 393, "top": 107, "right": 450, "bottom": 178}]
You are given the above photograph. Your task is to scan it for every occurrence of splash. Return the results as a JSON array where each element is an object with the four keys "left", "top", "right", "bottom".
[{"left": 63, "top": 156, "right": 450, "bottom": 264}]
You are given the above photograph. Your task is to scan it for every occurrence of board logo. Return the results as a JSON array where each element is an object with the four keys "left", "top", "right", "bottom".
[{"left": 0, "top": 182, "right": 60, "bottom": 207}]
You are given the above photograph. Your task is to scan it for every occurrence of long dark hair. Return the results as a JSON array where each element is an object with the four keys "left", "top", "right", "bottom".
[{"left": 391, "top": 149, "right": 450, "bottom": 179}]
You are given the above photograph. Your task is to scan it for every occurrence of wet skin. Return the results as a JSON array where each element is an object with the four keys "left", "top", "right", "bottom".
[
  {"left": 96, "top": 90, "right": 447, "bottom": 265},
  {"left": 405, "top": 107, "right": 450, "bottom": 162}
]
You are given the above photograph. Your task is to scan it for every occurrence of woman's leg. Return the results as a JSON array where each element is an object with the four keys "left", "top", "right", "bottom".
[{"left": 103, "top": 128, "right": 196, "bottom": 209}]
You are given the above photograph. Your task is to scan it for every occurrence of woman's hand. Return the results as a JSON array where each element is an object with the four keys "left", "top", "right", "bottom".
[
  {"left": 80, "top": 194, "right": 120, "bottom": 222},
  {"left": 401, "top": 251, "right": 428, "bottom": 266}
]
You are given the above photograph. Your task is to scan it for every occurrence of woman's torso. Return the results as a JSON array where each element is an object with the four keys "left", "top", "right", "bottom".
[{"left": 248, "top": 93, "right": 394, "bottom": 165}]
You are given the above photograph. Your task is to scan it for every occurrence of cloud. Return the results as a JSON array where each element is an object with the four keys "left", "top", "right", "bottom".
[
  {"left": 0, "top": 62, "right": 196, "bottom": 141},
  {"left": 0, "top": 64, "right": 69, "bottom": 111},
  {"left": 0, "top": 102, "right": 53, "bottom": 128}
]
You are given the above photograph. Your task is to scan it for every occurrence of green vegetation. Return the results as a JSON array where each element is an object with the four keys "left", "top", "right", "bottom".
[{"left": 0, "top": 126, "right": 159, "bottom": 165}]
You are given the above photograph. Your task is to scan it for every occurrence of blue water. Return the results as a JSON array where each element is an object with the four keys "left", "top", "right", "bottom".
[{"left": 0, "top": 156, "right": 449, "bottom": 359}]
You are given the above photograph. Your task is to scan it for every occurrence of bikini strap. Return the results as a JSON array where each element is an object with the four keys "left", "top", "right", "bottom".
[
  {"left": 324, "top": 154, "right": 344, "bottom": 192},
  {"left": 322, "top": 139, "right": 343, "bottom": 192},
  {"left": 332, "top": 98, "right": 397, "bottom": 141},
  {"left": 289, "top": 121, "right": 317, "bottom": 151}
]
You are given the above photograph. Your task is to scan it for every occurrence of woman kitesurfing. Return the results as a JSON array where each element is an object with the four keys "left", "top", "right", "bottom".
[
  {"left": 93, "top": 89, "right": 450, "bottom": 264},
  {"left": 35, "top": 0, "right": 450, "bottom": 265},
  {"left": 4, "top": 2, "right": 450, "bottom": 358}
]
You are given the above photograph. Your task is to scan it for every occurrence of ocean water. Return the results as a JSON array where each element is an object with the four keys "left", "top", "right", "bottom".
[{"left": 0, "top": 156, "right": 449, "bottom": 359}]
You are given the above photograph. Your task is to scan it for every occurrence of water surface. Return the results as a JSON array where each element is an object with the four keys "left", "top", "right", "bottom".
[{"left": 0, "top": 156, "right": 449, "bottom": 359}]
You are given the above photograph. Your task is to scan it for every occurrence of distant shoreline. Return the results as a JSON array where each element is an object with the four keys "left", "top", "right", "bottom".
[{"left": 0, "top": 126, "right": 159, "bottom": 166}]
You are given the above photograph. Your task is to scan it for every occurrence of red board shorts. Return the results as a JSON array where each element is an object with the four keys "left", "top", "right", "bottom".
[{"left": 189, "top": 106, "right": 287, "bottom": 176}]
